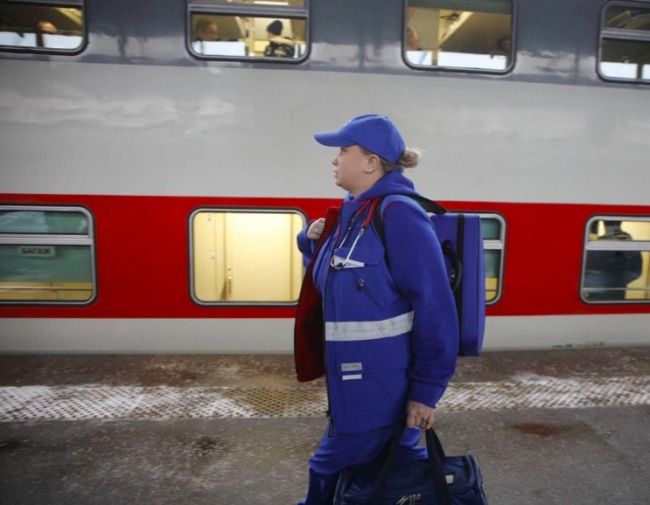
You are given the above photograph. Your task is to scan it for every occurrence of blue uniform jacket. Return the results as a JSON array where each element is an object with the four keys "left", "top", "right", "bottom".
[{"left": 297, "top": 170, "right": 459, "bottom": 434}]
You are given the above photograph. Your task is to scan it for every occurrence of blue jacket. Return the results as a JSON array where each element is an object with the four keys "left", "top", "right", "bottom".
[{"left": 297, "top": 170, "right": 458, "bottom": 433}]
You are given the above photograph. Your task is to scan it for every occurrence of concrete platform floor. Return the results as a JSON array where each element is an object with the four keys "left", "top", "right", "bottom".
[{"left": 1, "top": 348, "right": 649, "bottom": 505}]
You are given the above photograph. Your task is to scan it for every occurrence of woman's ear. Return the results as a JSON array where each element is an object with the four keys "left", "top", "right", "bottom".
[{"left": 364, "top": 155, "right": 379, "bottom": 174}]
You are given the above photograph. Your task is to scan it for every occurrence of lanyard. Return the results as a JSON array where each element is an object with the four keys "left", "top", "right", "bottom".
[{"left": 330, "top": 198, "right": 379, "bottom": 270}]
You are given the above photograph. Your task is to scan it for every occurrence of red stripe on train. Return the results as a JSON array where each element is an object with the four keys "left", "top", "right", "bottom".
[{"left": 1, "top": 193, "right": 649, "bottom": 318}]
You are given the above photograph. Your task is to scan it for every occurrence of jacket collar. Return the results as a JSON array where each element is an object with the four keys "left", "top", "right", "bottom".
[{"left": 344, "top": 170, "right": 419, "bottom": 206}]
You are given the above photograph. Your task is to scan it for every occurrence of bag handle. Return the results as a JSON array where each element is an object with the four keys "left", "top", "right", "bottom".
[
  {"left": 425, "top": 429, "right": 453, "bottom": 505},
  {"left": 370, "top": 426, "right": 453, "bottom": 505}
]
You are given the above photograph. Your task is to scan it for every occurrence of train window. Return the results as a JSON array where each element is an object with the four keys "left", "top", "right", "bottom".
[
  {"left": 479, "top": 214, "right": 506, "bottom": 304},
  {"left": 404, "top": 0, "right": 514, "bottom": 72},
  {"left": 581, "top": 217, "right": 650, "bottom": 303},
  {"left": 194, "top": 0, "right": 305, "bottom": 4},
  {"left": 190, "top": 209, "right": 305, "bottom": 304},
  {"left": 187, "top": 1, "right": 308, "bottom": 61},
  {"left": 0, "top": 206, "right": 95, "bottom": 303},
  {"left": 0, "top": 0, "right": 84, "bottom": 53},
  {"left": 599, "top": 3, "right": 650, "bottom": 82}
]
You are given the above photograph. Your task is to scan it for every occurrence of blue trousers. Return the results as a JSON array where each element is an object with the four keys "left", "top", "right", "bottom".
[{"left": 297, "top": 424, "right": 426, "bottom": 505}]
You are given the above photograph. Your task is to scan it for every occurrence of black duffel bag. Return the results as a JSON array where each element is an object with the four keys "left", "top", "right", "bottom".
[{"left": 333, "top": 427, "right": 488, "bottom": 505}]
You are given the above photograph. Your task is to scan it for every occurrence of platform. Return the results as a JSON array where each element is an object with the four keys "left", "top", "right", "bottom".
[{"left": 1, "top": 348, "right": 649, "bottom": 504}]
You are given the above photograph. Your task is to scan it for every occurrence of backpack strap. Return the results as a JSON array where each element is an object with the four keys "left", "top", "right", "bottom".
[
  {"left": 373, "top": 194, "right": 463, "bottom": 295},
  {"left": 372, "top": 193, "right": 446, "bottom": 243}
]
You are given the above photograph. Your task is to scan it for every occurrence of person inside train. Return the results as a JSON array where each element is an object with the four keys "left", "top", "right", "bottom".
[
  {"left": 264, "top": 19, "right": 295, "bottom": 57},
  {"left": 35, "top": 19, "right": 57, "bottom": 48},
  {"left": 405, "top": 26, "right": 433, "bottom": 65},
  {"left": 294, "top": 115, "right": 459, "bottom": 504},
  {"left": 194, "top": 18, "right": 220, "bottom": 42},
  {"left": 36, "top": 20, "right": 57, "bottom": 34},
  {"left": 584, "top": 220, "right": 643, "bottom": 301},
  {"left": 406, "top": 26, "right": 421, "bottom": 51}
]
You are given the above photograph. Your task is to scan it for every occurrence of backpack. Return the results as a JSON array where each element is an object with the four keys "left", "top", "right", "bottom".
[
  {"left": 372, "top": 194, "right": 486, "bottom": 356},
  {"left": 264, "top": 40, "right": 295, "bottom": 57}
]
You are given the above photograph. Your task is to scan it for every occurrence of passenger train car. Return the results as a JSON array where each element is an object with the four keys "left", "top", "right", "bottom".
[{"left": 0, "top": 0, "right": 649, "bottom": 353}]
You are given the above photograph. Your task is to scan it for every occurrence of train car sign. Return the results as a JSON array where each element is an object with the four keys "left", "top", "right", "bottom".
[{"left": 18, "top": 246, "right": 55, "bottom": 257}]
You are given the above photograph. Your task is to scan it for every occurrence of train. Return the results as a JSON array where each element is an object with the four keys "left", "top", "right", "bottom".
[{"left": 1, "top": 0, "right": 649, "bottom": 353}]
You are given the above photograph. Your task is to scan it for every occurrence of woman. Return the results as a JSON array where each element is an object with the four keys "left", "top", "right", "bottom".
[{"left": 295, "top": 114, "right": 459, "bottom": 504}]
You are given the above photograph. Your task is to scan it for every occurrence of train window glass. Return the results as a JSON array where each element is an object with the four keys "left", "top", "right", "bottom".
[
  {"left": 191, "top": 209, "right": 305, "bottom": 304},
  {"left": 198, "top": 0, "right": 305, "bottom": 5},
  {"left": 599, "top": 3, "right": 650, "bottom": 82},
  {"left": 0, "top": 1, "right": 84, "bottom": 52},
  {"left": 600, "top": 39, "right": 650, "bottom": 81},
  {"left": 190, "top": 14, "right": 306, "bottom": 59},
  {"left": 405, "top": 0, "right": 513, "bottom": 72},
  {"left": 582, "top": 217, "right": 650, "bottom": 303},
  {"left": 188, "top": 1, "right": 308, "bottom": 61},
  {"left": 0, "top": 206, "right": 95, "bottom": 303},
  {"left": 479, "top": 214, "right": 505, "bottom": 304},
  {"left": 605, "top": 5, "right": 650, "bottom": 31},
  {"left": 0, "top": 209, "right": 89, "bottom": 235}
]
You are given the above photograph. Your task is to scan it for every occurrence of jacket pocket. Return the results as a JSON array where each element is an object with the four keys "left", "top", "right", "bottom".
[
  {"left": 334, "top": 349, "right": 409, "bottom": 418},
  {"left": 331, "top": 243, "right": 384, "bottom": 269},
  {"left": 331, "top": 243, "right": 398, "bottom": 311}
]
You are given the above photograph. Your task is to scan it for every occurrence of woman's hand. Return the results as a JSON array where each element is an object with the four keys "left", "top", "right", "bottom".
[
  {"left": 406, "top": 400, "right": 436, "bottom": 430},
  {"left": 307, "top": 218, "right": 326, "bottom": 240}
]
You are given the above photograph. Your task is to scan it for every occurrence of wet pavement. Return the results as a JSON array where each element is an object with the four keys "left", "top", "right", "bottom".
[
  {"left": 1, "top": 348, "right": 649, "bottom": 505},
  {"left": 2, "top": 347, "right": 649, "bottom": 387}
]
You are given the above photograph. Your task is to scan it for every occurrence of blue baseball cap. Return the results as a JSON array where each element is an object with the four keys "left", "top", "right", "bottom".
[{"left": 313, "top": 114, "right": 406, "bottom": 164}]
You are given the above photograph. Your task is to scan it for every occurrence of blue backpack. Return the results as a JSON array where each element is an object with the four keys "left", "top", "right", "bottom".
[{"left": 373, "top": 194, "right": 486, "bottom": 356}]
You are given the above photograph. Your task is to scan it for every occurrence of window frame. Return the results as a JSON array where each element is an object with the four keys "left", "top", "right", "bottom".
[
  {"left": 0, "top": 0, "right": 87, "bottom": 55},
  {"left": 188, "top": 206, "right": 307, "bottom": 307},
  {"left": 402, "top": 0, "right": 517, "bottom": 75},
  {"left": 597, "top": 0, "right": 650, "bottom": 84},
  {"left": 186, "top": 0, "right": 311, "bottom": 63},
  {"left": 580, "top": 214, "right": 650, "bottom": 304},
  {"left": 0, "top": 204, "right": 97, "bottom": 305},
  {"left": 477, "top": 212, "right": 506, "bottom": 305}
]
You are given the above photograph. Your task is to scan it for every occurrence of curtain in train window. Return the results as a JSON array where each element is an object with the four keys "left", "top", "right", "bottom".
[
  {"left": 480, "top": 215, "right": 505, "bottom": 304},
  {"left": 0, "top": 1, "right": 84, "bottom": 52},
  {"left": 0, "top": 207, "right": 95, "bottom": 303},
  {"left": 599, "top": 3, "right": 650, "bottom": 82},
  {"left": 192, "top": 210, "right": 305, "bottom": 304},
  {"left": 188, "top": 1, "right": 308, "bottom": 60},
  {"left": 582, "top": 218, "right": 650, "bottom": 302},
  {"left": 405, "top": 0, "right": 513, "bottom": 71}
]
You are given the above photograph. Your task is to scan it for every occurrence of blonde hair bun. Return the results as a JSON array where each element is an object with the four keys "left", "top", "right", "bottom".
[{"left": 397, "top": 147, "right": 421, "bottom": 169}]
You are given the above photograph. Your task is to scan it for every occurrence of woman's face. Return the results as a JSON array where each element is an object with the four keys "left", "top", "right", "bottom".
[{"left": 331, "top": 145, "right": 371, "bottom": 194}]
